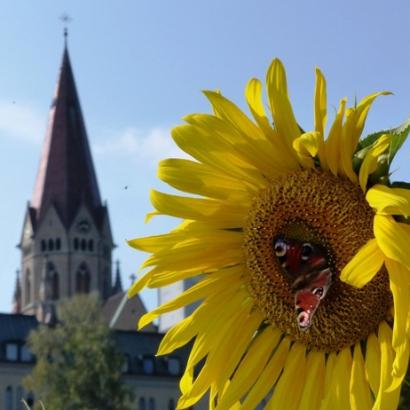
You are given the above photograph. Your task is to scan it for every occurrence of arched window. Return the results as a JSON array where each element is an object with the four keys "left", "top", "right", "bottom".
[
  {"left": 83, "top": 270, "right": 90, "bottom": 293},
  {"left": 138, "top": 397, "right": 146, "bottom": 410},
  {"left": 80, "top": 239, "right": 87, "bottom": 251},
  {"left": 48, "top": 238, "right": 54, "bottom": 251},
  {"left": 5, "top": 386, "right": 13, "bottom": 410},
  {"left": 74, "top": 238, "right": 79, "bottom": 250},
  {"left": 149, "top": 398, "right": 155, "bottom": 410},
  {"left": 55, "top": 238, "right": 61, "bottom": 250},
  {"left": 25, "top": 270, "right": 31, "bottom": 305},
  {"left": 76, "top": 264, "right": 91, "bottom": 294},
  {"left": 88, "top": 239, "right": 94, "bottom": 252},
  {"left": 41, "top": 240, "right": 46, "bottom": 252},
  {"left": 46, "top": 263, "right": 59, "bottom": 301}
]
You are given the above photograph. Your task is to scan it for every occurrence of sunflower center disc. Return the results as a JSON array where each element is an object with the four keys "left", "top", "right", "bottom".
[{"left": 244, "top": 169, "right": 392, "bottom": 352}]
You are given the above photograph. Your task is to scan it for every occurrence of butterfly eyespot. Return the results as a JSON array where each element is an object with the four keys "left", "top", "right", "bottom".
[
  {"left": 301, "top": 243, "right": 314, "bottom": 260},
  {"left": 313, "top": 287, "right": 324, "bottom": 298},
  {"left": 274, "top": 238, "right": 287, "bottom": 257}
]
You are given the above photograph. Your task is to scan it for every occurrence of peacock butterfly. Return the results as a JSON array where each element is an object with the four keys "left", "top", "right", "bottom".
[{"left": 273, "top": 236, "right": 333, "bottom": 331}]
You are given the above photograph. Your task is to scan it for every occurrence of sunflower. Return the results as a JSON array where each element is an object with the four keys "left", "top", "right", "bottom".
[{"left": 128, "top": 59, "right": 410, "bottom": 409}]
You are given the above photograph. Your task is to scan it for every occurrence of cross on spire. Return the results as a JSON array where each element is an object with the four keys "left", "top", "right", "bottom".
[
  {"left": 60, "top": 13, "right": 72, "bottom": 45},
  {"left": 129, "top": 273, "right": 137, "bottom": 286}
]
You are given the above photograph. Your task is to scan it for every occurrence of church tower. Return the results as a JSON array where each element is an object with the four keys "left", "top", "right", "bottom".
[{"left": 18, "top": 43, "right": 115, "bottom": 318}]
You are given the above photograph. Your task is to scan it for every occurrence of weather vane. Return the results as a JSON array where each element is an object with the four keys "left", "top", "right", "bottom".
[{"left": 60, "top": 13, "right": 72, "bottom": 44}]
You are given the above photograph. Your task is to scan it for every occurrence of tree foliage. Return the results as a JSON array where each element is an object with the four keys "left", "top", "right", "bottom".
[{"left": 24, "top": 293, "right": 133, "bottom": 410}]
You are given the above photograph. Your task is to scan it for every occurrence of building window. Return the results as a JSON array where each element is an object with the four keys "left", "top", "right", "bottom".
[
  {"left": 167, "top": 357, "right": 181, "bottom": 375},
  {"left": 148, "top": 398, "right": 155, "bottom": 410},
  {"left": 74, "top": 238, "right": 79, "bottom": 250},
  {"left": 5, "top": 343, "right": 18, "bottom": 361},
  {"left": 88, "top": 239, "right": 94, "bottom": 252},
  {"left": 41, "top": 240, "right": 46, "bottom": 252},
  {"left": 122, "top": 354, "right": 130, "bottom": 373},
  {"left": 21, "top": 345, "right": 33, "bottom": 362},
  {"left": 5, "top": 386, "right": 13, "bottom": 410},
  {"left": 55, "top": 238, "right": 61, "bottom": 250},
  {"left": 48, "top": 238, "right": 54, "bottom": 251},
  {"left": 142, "top": 356, "right": 155, "bottom": 375},
  {"left": 80, "top": 238, "right": 87, "bottom": 251},
  {"left": 168, "top": 399, "right": 175, "bottom": 410},
  {"left": 138, "top": 397, "right": 146, "bottom": 410},
  {"left": 76, "top": 264, "right": 91, "bottom": 293}
]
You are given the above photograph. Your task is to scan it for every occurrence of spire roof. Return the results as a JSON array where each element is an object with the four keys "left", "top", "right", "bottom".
[
  {"left": 31, "top": 46, "right": 102, "bottom": 227},
  {"left": 12, "top": 270, "right": 22, "bottom": 314},
  {"left": 112, "top": 260, "right": 123, "bottom": 295}
]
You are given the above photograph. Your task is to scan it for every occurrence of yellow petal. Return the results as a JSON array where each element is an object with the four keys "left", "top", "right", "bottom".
[
  {"left": 339, "top": 239, "right": 384, "bottom": 287},
  {"left": 178, "top": 306, "right": 260, "bottom": 409},
  {"left": 320, "top": 348, "right": 352, "bottom": 410},
  {"left": 385, "top": 259, "right": 410, "bottom": 391},
  {"left": 314, "top": 68, "right": 327, "bottom": 139},
  {"left": 298, "top": 351, "right": 325, "bottom": 410},
  {"left": 214, "top": 310, "right": 264, "bottom": 389},
  {"left": 158, "top": 158, "right": 253, "bottom": 202},
  {"left": 215, "top": 326, "right": 282, "bottom": 409},
  {"left": 138, "top": 267, "right": 242, "bottom": 329},
  {"left": 158, "top": 315, "right": 198, "bottom": 356},
  {"left": 367, "top": 184, "right": 410, "bottom": 217},
  {"left": 350, "top": 343, "right": 373, "bottom": 410},
  {"left": 267, "top": 343, "right": 306, "bottom": 410},
  {"left": 374, "top": 214, "right": 410, "bottom": 269},
  {"left": 266, "top": 59, "right": 301, "bottom": 148},
  {"left": 172, "top": 124, "right": 265, "bottom": 188},
  {"left": 323, "top": 352, "right": 336, "bottom": 394},
  {"left": 150, "top": 190, "right": 248, "bottom": 228},
  {"left": 245, "top": 78, "right": 273, "bottom": 136},
  {"left": 292, "top": 131, "right": 321, "bottom": 168},
  {"left": 338, "top": 108, "right": 358, "bottom": 182},
  {"left": 241, "top": 338, "right": 291, "bottom": 410},
  {"left": 325, "top": 98, "right": 347, "bottom": 176},
  {"left": 141, "top": 231, "right": 243, "bottom": 271},
  {"left": 184, "top": 291, "right": 252, "bottom": 370},
  {"left": 345, "top": 92, "right": 391, "bottom": 156},
  {"left": 359, "top": 134, "right": 391, "bottom": 191},
  {"left": 245, "top": 78, "right": 301, "bottom": 169},
  {"left": 365, "top": 332, "right": 381, "bottom": 396},
  {"left": 373, "top": 322, "right": 401, "bottom": 410},
  {"left": 180, "top": 366, "right": 194, "bottom": 396},
  {"left": 127, "top": 269, "right": 154, "bottom": 298},
  {"left": 202, "top": 91, "right": 292, "bottom": 177},
  {"left": 129, "top": 221, "right": 240, "bottom": 253}
]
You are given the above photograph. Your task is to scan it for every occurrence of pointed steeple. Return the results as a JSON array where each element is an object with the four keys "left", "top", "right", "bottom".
[
  {"left": 31, "top": 45, "right": 102, "bottom": 228},
  {"left": 112, "top": 260, "right": 123, "bottom": 295},
  {"left": 12, "top": 270, "right": 22, "bottom": 314}
]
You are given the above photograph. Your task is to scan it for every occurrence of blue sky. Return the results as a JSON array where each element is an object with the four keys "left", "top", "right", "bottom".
[{"left": 1, "top": 0, "right": 410, "bottom": 313}]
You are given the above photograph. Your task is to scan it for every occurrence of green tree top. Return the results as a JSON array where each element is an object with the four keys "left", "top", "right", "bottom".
[{"left": 24, "top": 293, "right": 133, "bottom": 410}]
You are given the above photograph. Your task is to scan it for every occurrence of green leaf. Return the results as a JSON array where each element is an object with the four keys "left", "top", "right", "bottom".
[
  {"left": 389, "top": 116, "right": 410, "bottom": 164},
  {"left": 354, "top": 130, "right": 390, "bottom": 173},
  {"left": 390, "top": 181, "right": 410, "bottom": 189},
  {"left": 357, "top": 130, "right": 389, "bottom": 151}
]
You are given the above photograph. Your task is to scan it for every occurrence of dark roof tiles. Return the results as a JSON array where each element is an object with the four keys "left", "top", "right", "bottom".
[{"left": 31, "top": 47, "right": 103, "bottom": 228}]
